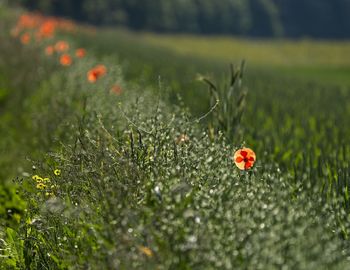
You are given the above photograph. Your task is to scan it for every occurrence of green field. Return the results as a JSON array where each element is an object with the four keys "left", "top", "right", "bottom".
[
  {"left": 1, "top": 6, "right": 350, "bottom": 269},
  {"left": 80, "top": 29, "right": 350, "bottom": 86},
  {"left": 142, "top": 34, "right": 350, "bottom": 66}
]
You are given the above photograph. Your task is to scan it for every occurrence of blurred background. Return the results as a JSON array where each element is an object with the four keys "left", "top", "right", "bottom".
[{"left": 8, "top": 0, "right": 350, "bottom": 39}]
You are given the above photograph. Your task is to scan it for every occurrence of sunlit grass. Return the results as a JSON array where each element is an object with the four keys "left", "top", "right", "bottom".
[
  {"left": 77, "top": 28, "right": 350, "bottom": 87},
  {"left": 141, "top": 33, "right": 350, "bottom": 67}
]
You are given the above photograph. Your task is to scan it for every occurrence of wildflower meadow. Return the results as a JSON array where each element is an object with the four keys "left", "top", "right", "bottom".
[{"left": 1, "top": 4, "right": 350, "bottom": 270}]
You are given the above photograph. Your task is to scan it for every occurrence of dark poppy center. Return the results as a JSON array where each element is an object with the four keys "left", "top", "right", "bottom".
[{"left": 244, "top": 157, "right": 249, "bottom": 163}]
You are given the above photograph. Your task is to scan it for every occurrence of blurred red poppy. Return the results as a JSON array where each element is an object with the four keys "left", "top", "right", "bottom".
[
  {"left": 45, "top": 45, "right": 54, "bottom": 56},
  {"left": 20, "top": 33, "right": 31, "bottom": 44},
  {"left": 55, "top": 41, "right": 69, "bottom": 52},
  {"left": 87, "top": 65, "right": 107, "bottom": 83},
  {"left": 75, "top": 48, "right": 86, "bottom": 58},
  {"left": 60, "top": 54, "right": 72, "bottom": 66},
  {"left": 37, "top": 20, "right": 56, "bottom": 39}
]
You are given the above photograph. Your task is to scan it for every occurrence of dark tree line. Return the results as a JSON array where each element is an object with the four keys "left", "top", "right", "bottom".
[{"left": 14, "top": 0, "right": 350, "bottom": 38}]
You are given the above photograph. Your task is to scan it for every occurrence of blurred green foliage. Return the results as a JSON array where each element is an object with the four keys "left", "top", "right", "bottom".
[{"left": 11, "top": 0, "right": 350, "bottom": 38}]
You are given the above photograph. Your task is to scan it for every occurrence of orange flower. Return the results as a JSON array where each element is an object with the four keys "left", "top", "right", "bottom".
[
  {"left": 45, "top": 45, "right": 54, "bottom": 56},
  {"left": 87, "top": 65, "right": 107, "bottom": 83},
  {"left": 60, "top": 54, "right": 72, "bottom": 66},
  {"left": 20, "top": 33, "right": 31, "bottom": 45},
  {"left": 37, "top": 20, "right": 56, "bottom": 39},
  {"left": 233, "top": 148, "right": 256, "bottom": 170},
  {"left": 75, "top": 48, "right": 86, "bottom": 58},
  {"left": 110, "top": 84, "right": 123, "bottom": 95},
  {"left": 55, "top": 41, "right": 69, "bottom": 52},
  {"left": 17, "top": 14, "right": 40, "bottom": 29}
]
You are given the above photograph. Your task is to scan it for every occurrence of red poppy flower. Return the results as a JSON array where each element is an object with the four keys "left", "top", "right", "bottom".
[
  {"left": 233, "top": 148, "right": 256, "bottom": 170},
  {"left": 37, "top": 20, "right": 56, "bottom": 39},
  {"left": 75, "top": 48, "right": 86, "bottom": 58},
  {"left": 17, "top": 14, "right": 40, "bottom": 29},
  {"left": 45, "top": 45, "right": 54, "bottom": 56},
  {"left": 55, "top": 41, "right": 69, "bottom": 52},
  {"left": 60, "top": 54, "right": 72, "bottom": 66},
  {"left": 87, "top": 65, "right": 107, "bottom": 83},
  {"left": 20, "top": 33, "right": 31, "bottom": 45}
]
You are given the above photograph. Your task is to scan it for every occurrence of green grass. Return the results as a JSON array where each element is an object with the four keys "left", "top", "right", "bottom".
[
  {"left": 141, "top": 33, "right": 350, "bottom": 67},
  {"left": 91, "top": 29, "right": 350, "bottom": 87},
  {"left": 1, "top": 7, "right": 350, "bottom": 269}
]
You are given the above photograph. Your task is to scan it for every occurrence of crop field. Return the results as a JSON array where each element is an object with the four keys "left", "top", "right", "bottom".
[{"left": 1, "top": 5, "right": 350, "bottom": 270}]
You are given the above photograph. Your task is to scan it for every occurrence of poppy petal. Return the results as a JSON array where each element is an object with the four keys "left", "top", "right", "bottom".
[
  {"left": 240, "top": 150, "right": 248, "bottom": 157},
  {"left": 236, "top": 157, "right": 244, "bottom": 163},
  {"left": 245, "top": 162, "right": 252, "bottom": 169}
]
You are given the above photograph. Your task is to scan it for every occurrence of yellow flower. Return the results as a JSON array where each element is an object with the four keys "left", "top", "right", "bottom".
[
  {"left": 32, "top": 175, "right": 43, "bottom": 182},
  {"left": 138, "top": 246, "right": 153, "bottom": 258},
  {"left": 43, "top": 177, "right": 50, "bottom": 182},
  {"left": 54, "top": 169, "right": 61, "bottom": 176},
  {"left": 36, "top": 183, "right": 47, "bottom": 190}
]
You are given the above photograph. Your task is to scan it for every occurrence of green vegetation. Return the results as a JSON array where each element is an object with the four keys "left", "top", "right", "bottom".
[
  {"left": 141, "top": 34, "right": 350, "bottom": 67},
  {"left": 1, "top": 5, "right": 350, "bottom": 269},
  {"left": 140, "top": 32, "right": 350, "bottom": 87}
]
